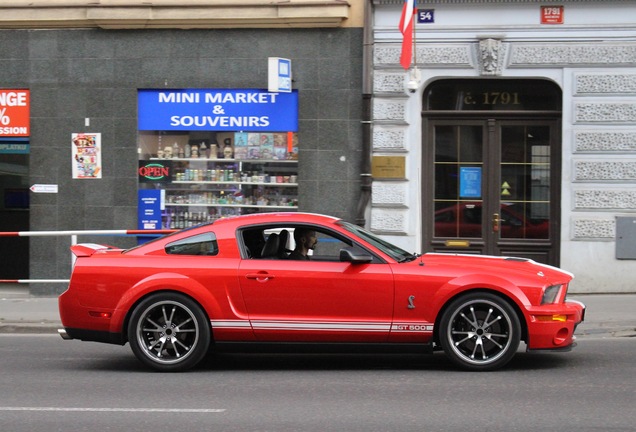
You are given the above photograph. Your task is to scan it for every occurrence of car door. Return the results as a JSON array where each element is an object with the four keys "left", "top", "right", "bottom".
[{"left": 238, "top": 228, "right": 395, "bottom": 342}]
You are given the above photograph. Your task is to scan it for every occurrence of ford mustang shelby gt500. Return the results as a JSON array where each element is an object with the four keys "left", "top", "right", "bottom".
[{"left": 58, "top": 212, "right": 585, "bottom": 371}]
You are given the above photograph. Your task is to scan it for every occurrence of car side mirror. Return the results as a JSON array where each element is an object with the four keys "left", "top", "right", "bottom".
[{"left": 339, "top": 247, "right": 373, "bottom": 264}]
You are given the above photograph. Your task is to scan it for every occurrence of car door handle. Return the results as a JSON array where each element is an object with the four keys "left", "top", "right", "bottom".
[{"left": 245, "top": 272, "right": 275, "bottom": 281}]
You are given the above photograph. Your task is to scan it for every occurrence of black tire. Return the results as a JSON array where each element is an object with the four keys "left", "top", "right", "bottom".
[
  {"left": 127, "top": 292, "right": 211, "bottom": 372},
  {"left": 439, "top": 292, "right": 521, "bottom": 371}
]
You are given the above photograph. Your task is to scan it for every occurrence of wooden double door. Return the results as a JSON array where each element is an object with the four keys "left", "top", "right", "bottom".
[{"left": 423, "top": 117, "right": 561, "bottom": 266}]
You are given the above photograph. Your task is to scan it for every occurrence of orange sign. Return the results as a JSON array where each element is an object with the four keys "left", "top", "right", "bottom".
[
  {"left": 0, "top": 90, "right": 30, "bottom": 137},
  {"left": 541, "top": 6, "right": 564, "bottom": 24}
]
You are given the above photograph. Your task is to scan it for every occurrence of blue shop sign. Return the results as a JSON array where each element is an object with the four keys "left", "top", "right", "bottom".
[
  {"left": 138, "top": 89, "right": 298, "bottom": 132},
  {"left": 459, "top": 166, "right": 482, "bottom": 198},
  {"left": 0, "top": 138, "right": 30, "bottom": 154},
  {"left": 138, "top": 189, "right": 163, "bottom": 230}
]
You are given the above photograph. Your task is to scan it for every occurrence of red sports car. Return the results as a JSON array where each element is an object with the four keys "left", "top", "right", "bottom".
[{"left": 58, "top": 212, "right": 585, "bottom": 372}]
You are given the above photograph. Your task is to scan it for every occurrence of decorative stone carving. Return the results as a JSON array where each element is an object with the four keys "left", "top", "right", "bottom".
[
  {"left": 575, "top": 73, "right": 636, "bottom": 95},
  {"left": 574, "top": 190, "right": 636, "bottom": 209},
  {"left": 373, "top": 98, "right": 406, "bottom": 122},
  {"left": 373, "top": 127, "right": 407, "bottom": 150},
  {"left": 374, "top": 45, "right": 473, "bottom": 67},
  {"left": 575, "top": 103, "right": 636, "bottom": 123},
  {"left": 478, "top": 38, "right": 505, "bottom": 76},
  {"left": 573, "top": 219, "right": 615, "bottom": 239},
  {"left": 370, "top": 209, "right": 407, "bottom": 233},
  {"left": 372, "top": 182, "right": 407, "bottom": 206},
  {"left": 509, "top": 43, "right": 636, "bottom": 67},
  {"left": 574, "top": 161, "right": 636, "bottom": 181},
  {"left": 374, "top": 72, "right": 407, "bottom": 93},
  {"left": 575, "top": 131, "right": 636, "bottom": 152}
]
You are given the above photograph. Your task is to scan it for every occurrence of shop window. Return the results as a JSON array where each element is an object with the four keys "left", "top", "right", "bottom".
[{"left": 137, "top": 89, "right": 300, "bottom": 230}]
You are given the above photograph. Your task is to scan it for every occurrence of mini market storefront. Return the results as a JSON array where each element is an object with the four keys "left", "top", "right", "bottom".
[
  {"left": 0, "top": 0, "right": 365, "bottom": 294},
  {"left": 136, "top": 89, "right": 300, "bottom": 230}
]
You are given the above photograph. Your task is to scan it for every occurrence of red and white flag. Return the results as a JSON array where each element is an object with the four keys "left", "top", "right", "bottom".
[{"left": 399, "top": 0, "right": 416, "bottom": 69}]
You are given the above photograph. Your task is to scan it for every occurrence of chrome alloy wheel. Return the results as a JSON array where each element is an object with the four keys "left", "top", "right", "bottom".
[
  {"left": 440, "top": 293, "right": 520, "bottom": 371},
  {"left": 128, "top": 293, "right": 210, "bottom": 371}
]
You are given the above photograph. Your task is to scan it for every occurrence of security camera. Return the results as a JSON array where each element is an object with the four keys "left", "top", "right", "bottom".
[{"left": 407, "top": 80, "right": 418, "bottom": 93}]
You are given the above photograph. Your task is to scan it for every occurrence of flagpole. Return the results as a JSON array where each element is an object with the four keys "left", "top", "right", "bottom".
[{"left": 412, "top": 7, "right": 417, "bottom": 68}]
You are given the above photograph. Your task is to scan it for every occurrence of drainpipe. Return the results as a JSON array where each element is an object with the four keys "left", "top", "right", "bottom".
[{"left": 355, "top": 0, "right": 374, "bottom": 227}]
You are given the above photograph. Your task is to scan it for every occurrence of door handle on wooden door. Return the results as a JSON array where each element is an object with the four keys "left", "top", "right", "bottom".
[{"left": 492, "top": 213, "right": 503, "bottom": 232}]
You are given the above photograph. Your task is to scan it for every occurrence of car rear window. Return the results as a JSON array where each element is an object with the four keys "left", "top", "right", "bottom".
[{"left": 165, "top": 233, "right": 218, "bottom": 256}]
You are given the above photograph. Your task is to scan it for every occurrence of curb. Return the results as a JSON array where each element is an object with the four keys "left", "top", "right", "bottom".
[{"left": 0, "top": 323, "right": 61, "bottom": 334}]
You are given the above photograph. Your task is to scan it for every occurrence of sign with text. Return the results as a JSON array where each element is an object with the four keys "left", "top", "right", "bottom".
[
  {"left": 0, "top": 138, "right": 29, "bottom": 154},
  {"left": 417, "top": 9, "right": 435, "bottom": 24},
  {"left": 72, "top": 133, "right": 102, "bottom": 179},
  {"left": 138, "top": 89, "right": 299, "bottom": 132},
  {"left": 541, "top": 6, "right": 564, "bottom": 24},
  {"left": 268, "top": 57, "right": 292, "bottom": 93},
  {"left": 459, "top": 167, "right": 482, "bottom": 198},
  {"left": 30, "top": 184, "right": 58, "bottom": 194},
  {"left": 372, "top": 156, "right": 406, "bottom": 180},
  {"left": 138, "top": 189, "right": 164, "bottom": 230},
  {"left": 0, "top": 89, "right": 30, "bottom": 137},
  {"left": 138, "top": 160, "right": 173, "bottom": 183}
]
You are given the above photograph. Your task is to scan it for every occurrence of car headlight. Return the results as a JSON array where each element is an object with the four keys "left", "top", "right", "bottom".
[{"left": 541, "top": 284, "right": 562, "bottom": 305}]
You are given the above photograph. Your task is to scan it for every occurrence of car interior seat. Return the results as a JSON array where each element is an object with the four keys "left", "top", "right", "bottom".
[
  {"left": 260, "top": 233, "right": 280, "bottom": 259},
  {"left": 277, "top": 229, "right": 290, "bottom": 258},
  {"left": 243, "top": 229, "right": 265, "bottom": 259}
]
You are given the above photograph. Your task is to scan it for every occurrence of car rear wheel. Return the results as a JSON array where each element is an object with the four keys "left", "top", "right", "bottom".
[
  {"left": 439, "top": 293, "right": 521, "bottom": 371},
  {"left": 128, "top": 293, "right": 210, "bottom": 372}
]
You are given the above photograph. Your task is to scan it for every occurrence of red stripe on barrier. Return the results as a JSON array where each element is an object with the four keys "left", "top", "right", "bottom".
[{"left": 0, "top": 230, "right": 177, "bottom": 237}]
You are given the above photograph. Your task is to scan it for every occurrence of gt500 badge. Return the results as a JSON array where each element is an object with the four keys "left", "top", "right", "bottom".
[{"left": 392, "top": 324, "right": 433, "bottom": 332}]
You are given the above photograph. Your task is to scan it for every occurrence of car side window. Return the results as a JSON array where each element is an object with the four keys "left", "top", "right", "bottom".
[
  {"left": 265, "top": 226, "right": 354, "bottom": 262},
  {"left": 309, "top": 231, "right": 351, "bottom": 261},
  {"left": 165, "top": 233, "right": 218, "bottom": 256},
  {"left": 239, "top": 224, "right": 382, "bottom": 263}
]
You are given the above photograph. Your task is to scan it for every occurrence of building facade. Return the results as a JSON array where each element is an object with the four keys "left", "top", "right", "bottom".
[
  {"left": 0, "top": 1, "right": 366, "bottom": 294},
  {"left": 2, "top": 0, "right": 635, "bottom": 295},
  {"left": 370, "top": 0, "right": 636, "bottom": 293}
]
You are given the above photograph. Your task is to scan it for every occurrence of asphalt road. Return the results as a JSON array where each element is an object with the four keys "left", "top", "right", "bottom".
[{"left": 0, "top": 334, "right": 634, "bottom": 432}]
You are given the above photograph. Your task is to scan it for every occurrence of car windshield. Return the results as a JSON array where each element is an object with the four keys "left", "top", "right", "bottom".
[{"left": 337, "top": 221, "right": 416, "bottom": 262}]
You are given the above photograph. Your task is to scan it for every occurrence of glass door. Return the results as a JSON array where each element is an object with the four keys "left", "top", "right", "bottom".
[
  {"left": 426, "top": 119, "right": 560, "bottom": 265},
  {"left": 433, "top": 123, "right": 486, "bottom": 242},
  {"left": 498, "top": 124, "right": 551, "bottom": 241}
]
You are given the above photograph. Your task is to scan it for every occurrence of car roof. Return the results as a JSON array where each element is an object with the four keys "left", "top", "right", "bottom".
[
  {"left": 212, "top": 212, "right": 341, "bottom": 228},
  {"left": 124, "top": 213, "right": 344, "bottom": 256}
]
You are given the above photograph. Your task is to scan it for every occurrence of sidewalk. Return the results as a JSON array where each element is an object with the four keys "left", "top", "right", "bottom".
[{"left": 1, "top": 285, "right": 635, "bottom": 338}]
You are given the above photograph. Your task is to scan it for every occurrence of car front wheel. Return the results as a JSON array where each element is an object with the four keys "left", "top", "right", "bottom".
[
  {"left": 439, "top": 293, "right": 521, "bottom": 371},
  {"left": 128, "top": 293, "right": 211, "bottom": 372}
]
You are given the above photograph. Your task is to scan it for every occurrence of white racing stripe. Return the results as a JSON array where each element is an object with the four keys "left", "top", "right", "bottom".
[
  {"left": 211, "top": 319, "right": 434, "bottom": 333},
  {"left": 0, "top": 407, "right": 225, "bottom": 413}
]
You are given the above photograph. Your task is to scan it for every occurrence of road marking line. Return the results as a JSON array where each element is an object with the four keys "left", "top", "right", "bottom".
[{"left": 0, "top": 407, "right": 225, "bottom": 413}]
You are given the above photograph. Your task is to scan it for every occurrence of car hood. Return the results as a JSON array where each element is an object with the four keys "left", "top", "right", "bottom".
[{"left": 419, "top": 253, "right": 573, "bottom": 284}]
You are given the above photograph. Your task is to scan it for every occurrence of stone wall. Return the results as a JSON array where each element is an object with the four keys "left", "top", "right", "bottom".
[{"left": 0, "top": 27, "right": 363, "bottom": 295}]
